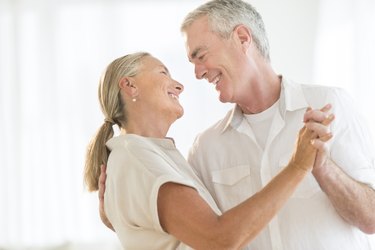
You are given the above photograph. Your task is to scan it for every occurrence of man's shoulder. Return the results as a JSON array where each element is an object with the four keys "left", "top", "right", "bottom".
[
  {"left": 286, "top": 78, "right": 347, "bottom": 95},
  {"left": 284, "top": 78, "right": 351, "bottom": 104}
]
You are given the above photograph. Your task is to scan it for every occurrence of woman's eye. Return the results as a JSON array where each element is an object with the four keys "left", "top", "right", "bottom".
[{"left": 198, "top": 55, "right": 205, "bottom": 61}]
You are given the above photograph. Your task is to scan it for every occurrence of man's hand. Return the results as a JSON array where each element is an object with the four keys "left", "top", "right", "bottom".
[
  {"left": 290, "top": 104, "right": 334, "bottom": 172},
  {"left": 99, "top": 164, "right": 114, "bottom": 231},
  {"left": 303, "top": 104, "right": 335, "bottom": 174}
]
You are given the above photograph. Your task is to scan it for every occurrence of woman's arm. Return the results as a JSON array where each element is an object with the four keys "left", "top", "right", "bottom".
[
  {"left": 158, "top": 164, "right": 307, "bottom": 249},
  {"left": 158, "top": 109, "right": 334, "bottom": 249},
  {"left": 98, "top": 106, "right": 334, "bottom": 248}
]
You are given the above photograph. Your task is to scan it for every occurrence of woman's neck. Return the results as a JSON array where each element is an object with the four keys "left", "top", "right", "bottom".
[{"left": 123, "top": 111, "right": 173, "bottom": 139}]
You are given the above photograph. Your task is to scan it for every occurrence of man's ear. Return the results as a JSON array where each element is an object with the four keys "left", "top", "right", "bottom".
[
  {"left": 233, "top": 24, "right": 252, "bottom": 51},
  {"left": 119, "top": 77, "right": 138, "bottom": 98}
]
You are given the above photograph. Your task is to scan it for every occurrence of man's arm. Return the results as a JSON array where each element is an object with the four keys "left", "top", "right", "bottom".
[
  {"left": 304, "top": 105, "right": 375, "bottom": 234},
  {"left": 312, "top": 159, "right": 375, "bottom": 234}
]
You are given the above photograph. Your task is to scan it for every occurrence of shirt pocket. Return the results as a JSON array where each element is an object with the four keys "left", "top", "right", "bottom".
[
  {"left": 211, "top": 165, "right": 252, "bottom": 210},
  {"left": 279, "top": 155, "right": 321, "bottom": 199},
  {"left": 212, "top": 165, "right": 250, "bottom": 185}
]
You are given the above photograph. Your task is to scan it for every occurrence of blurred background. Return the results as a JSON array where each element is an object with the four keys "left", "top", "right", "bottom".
[{"left": 1, "top": 0, "right": 374, "bottom": 249}]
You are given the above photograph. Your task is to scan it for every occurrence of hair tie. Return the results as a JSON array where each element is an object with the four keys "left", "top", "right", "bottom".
[{"left": 104, "top": 118, "right": 115, "bottom": 125}]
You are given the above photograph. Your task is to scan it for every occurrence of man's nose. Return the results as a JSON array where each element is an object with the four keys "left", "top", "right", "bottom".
[{"left": 194, "top": 64, "right": 207, "bottom": 80}]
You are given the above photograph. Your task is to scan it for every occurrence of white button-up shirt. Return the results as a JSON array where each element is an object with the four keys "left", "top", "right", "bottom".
[
  {"left": 188, "top": 78, "right": 375, "bottom": 250},
  {"left": 105, "top": 135, "right": 221, "bottom": 250}
]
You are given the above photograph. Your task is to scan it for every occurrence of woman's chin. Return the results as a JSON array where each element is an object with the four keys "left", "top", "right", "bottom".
[
  {"left": 176, "top": 108, "right": 184, "bottom": 119},
  {"left": 168, "top": 107, "right": 184, "bottom": 122}
]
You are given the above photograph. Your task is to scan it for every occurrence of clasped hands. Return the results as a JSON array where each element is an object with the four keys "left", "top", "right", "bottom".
[{"left": 290, "top": 104, "right": 335, "bottom": 172}]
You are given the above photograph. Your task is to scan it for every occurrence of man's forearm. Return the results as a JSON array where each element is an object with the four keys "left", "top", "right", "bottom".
[{"left": 313, "top": 159, "right": 375, "bottom": 234}]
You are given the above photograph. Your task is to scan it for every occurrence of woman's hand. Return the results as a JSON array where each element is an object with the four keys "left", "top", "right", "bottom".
[
  {"left": 98, "top": 164, "right": 115, "bottom": 231},
  {"left": 289, "top": 104, "right": 335, "bottom": 172},
  {"left": 303, "top": 104, "right": 335, "bottom": 175}
]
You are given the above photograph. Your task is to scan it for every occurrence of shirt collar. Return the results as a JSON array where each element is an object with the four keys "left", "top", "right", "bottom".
[
  {"left": 220, "top": 77, "right": 309, "bottom": 133},
  {"left": 282, "top": 77, "right": 309, "bottom": 113},
  {"left": 221, "top": 104, "right": 243, "bottom": 133}
]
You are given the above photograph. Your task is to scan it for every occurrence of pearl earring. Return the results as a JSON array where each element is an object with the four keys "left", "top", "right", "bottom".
[{"left": 132, "top": 98, "right": 136, "bottom": 102}]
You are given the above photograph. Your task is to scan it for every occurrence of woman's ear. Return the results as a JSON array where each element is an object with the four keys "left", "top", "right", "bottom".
[
  {"left": 119, "top": 77, "right": 138, "bottom": 99},
  {"left": 233, "top": 24, "right": 252, "bottom": 51}
]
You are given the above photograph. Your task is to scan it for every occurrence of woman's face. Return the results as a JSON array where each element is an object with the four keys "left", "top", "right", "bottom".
[{"left": 132, "top": 56, "right": 184, "bottom": 120}]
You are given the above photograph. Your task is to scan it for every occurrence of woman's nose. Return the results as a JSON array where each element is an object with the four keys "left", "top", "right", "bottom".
[{"left": 175, "top": 82, "right": 184, "bottom": 93}]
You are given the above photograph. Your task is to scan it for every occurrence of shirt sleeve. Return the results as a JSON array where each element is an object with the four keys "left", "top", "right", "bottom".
[
  {"left": 149, "top": 174, "right": 197, "bottom": 232},
  {"left": 107, "top": 143, "right": 198, "bottom": 235},
  {"left": 328, "top": 88, "right": 375, "bottom": 186}
]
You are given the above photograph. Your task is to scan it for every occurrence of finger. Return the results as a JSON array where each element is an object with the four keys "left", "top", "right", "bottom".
[
  {"left": 99, "top": 164, "right": 106, "bottom": 184},
  {"left": 303, "top": 107, "right": 312, "bottom": 123},
  {"left": 305, "top": 113, "right": 335, "bottom": 140},
  {"left": 310, "top": 138, "right": 330, "bottom": 151},
  {"left": 321, "top": 113, "right": 335, "bottom": 126},
  {"left": 99, "top": 181, "right": 104, "bottom": 199},
  {"left": 303, "top": 104, "right": 332, "bottom": 123},
  {"left": 298, "top": 125, "right": 314, "bottom": 142},
  {"left": 101, "top": 164, "right": 106, "bottom": 174},
  {"left": 98, "top": 189, "right": 104, "bottom": 200},
  {"left": 320, "top": 103, "right": 332, "bottom": 113},
  {"left": 98, "top": 165, "right": 106, "bottom": 200},
  {"left": 304, "top": 109, "right": 330, "bottom": 123},
  {"left": 305, "top": 121, "right": 330, "bottom": 136},
  {"left": 319, "top": 132, "right": 333, "bottom": 142}
]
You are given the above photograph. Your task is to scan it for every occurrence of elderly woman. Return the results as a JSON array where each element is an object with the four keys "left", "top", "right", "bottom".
[{"left": 84, "top": 52, "right": 333, "bottom": 250}]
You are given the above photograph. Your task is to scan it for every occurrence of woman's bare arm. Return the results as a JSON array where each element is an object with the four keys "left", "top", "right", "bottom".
[{"left": 158, "top": 109, "right": 334, "bottom": 249}]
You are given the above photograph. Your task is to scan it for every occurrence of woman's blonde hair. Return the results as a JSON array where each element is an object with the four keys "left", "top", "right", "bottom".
[{"left": 84, "top": 52, "right": 150, "bottom": 191}]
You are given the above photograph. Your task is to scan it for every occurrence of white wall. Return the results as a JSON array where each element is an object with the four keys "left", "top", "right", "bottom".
[{"left": 1, "top": 0, "right": 374, "bottom": 249}]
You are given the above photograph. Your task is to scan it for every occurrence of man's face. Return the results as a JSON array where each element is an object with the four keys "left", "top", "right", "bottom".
[{"left": 183, "top": 16, "right": 251, "bottom": 104}]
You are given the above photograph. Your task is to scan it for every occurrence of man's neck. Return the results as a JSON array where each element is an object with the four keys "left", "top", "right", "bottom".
[{"left": 239, "top": 74, "right": 282, "bottom": 115}]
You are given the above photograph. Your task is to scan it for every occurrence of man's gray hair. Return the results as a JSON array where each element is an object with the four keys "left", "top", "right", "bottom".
[{"left": 181, "top": 0, "right": 270, "bottom": 61}]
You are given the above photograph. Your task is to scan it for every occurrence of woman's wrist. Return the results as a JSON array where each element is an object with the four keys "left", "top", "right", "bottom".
[{"left": 287, "top": 160, "right": 312, "bottom": 174}]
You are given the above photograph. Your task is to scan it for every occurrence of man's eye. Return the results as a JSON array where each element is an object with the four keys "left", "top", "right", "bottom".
[{"left": 198, "top": 55, "right": 205, "bottom": 61}]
